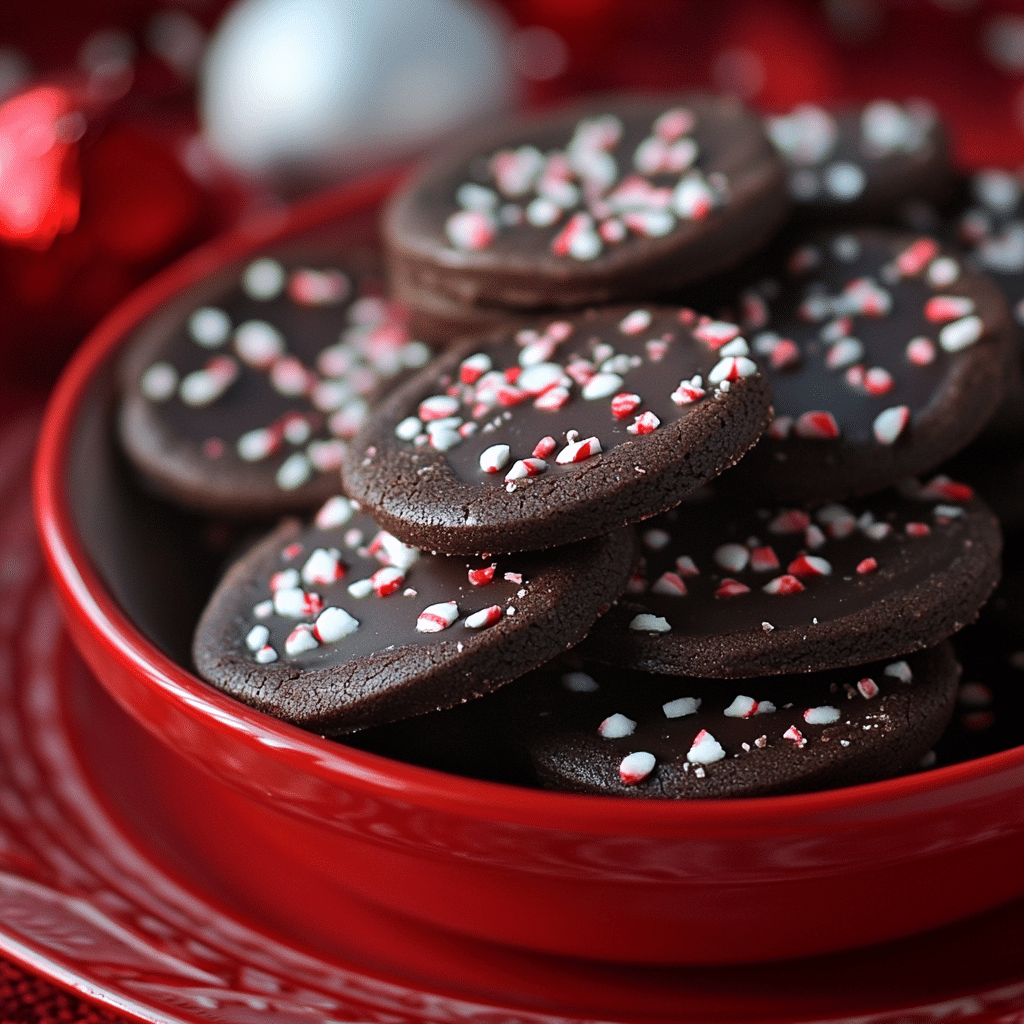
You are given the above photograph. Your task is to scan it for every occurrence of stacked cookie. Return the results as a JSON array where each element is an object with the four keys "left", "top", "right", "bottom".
[{"left": 117, "top": 93, "right": 1020, "bottom": 798}]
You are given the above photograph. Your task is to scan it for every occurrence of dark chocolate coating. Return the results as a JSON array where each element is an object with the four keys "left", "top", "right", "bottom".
[
  {"left": 580, "top": 487, "right": 1001, "bottom": 678},
  {"left": 343, "top": 305, "right": 773, "bottom": 555},
  {"left": 118, "top": 238, "right": 432, "bottom": 518},
  {"left": 385, "top": 93, "right": 789, "bottom": 311},
  {"left": 766, "top": 100, "right": 954, "bottom": 221},
  {"left": 718, "top": 228, "right": 1017, "bottom": 504},
  {"left": 192, "top": 497, "right": 637, "bottom": 734},
  {"left": 523, "top": 645, "right": 960, "bottom": 799}
]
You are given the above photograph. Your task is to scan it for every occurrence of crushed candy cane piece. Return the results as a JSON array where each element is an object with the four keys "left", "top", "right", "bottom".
[
  {"left": 416, "top": 601, "right": 459, "bottom": 633},
  {"left": 599, "top": 713, "right": 637, "bottom": 739},
  {"left": 619, "top": 751, "right": 656, "bottom": 784}
]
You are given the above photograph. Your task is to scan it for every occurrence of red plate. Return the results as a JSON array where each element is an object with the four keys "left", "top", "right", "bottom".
[{"left": 2, "top": 400, "right": 1023, "bottom": 1024}]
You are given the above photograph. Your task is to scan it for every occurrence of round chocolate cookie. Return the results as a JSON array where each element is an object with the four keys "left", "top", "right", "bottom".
[
  {"left": 389, "top": 264, "right": 519, "bottom": 346},
  {"left": 717, "top": 228, "right": 1017, "bottom": 504},
  {"left": 118, "top": 249, "right": 432, "bottom": 517},
  {"left": 521, "top": 644, "right": 959, "bottom": 799},
  {"left": 949, "top": 168, "right": 1024, "bottom": 439},
  {"left": 192, "top": 495, "right": 638, "bottom": 734},
  {"left": 765, "top": 100, "right": 953, "bottom": 221},
  {"left": 384, "top": 93, "right": 789, "bottom": 312},
  {"left": 343, "top": 304, "right": 773, "bottom": 554},
  {"left": 580, "top": 479, "right": 1001, "bottom": 678}
]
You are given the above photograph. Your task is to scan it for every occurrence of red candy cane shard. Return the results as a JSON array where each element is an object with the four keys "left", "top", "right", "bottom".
[
  {"left": 794, "top": 411, "right": 841, "bottom": 439},
  {"left": 787, "top": 554, "right": 832, "bottom": 578},
  {"left": 371, "top": 566, "right": 405, "bottom": 597},
  {"left": 468, "top": 564, "right": 497, "bottom": 586},
  {"left": 416, "top": 601, "right": 459, "bottom": 633},
  {"left": 783, "top": 725, "right": 806, "bottom": 747},
  {"left": 716, "top": 578, "right": 751, "bottom": 598},
  {"left": 856, "top": 557, "right": 878, "bottom": 574},
  {"left": 857, "top": 678, "right": 879, "bottom": 699},
  {"left": 693, "top": 320, "right": 741, "bottom": 349},
  {"left": 921, "top": 475, "right": 973, "bottom": 502},
  {"left": 618, "top": 751, "right": 656, "bottom": 785},
  {"left": 611, "top": 392, "right": 642, "bottom": 419},
  {"left": 556, "top": 436, "right": 602, "bottom": 464},
  {"left": 533, "top": 435, "right": 557, "bottom": 459},
  {"left": 873, "top": 405, "right": 909, "bottom": 445},
  {"left": 762, "top": 574, "right": 805, "bottom": 595},
  {"left": 627, "top": 411, "right": 660, "bottom": 435},
  {"left": 464, "top": 605, "right": 502, "bottom": 629}
]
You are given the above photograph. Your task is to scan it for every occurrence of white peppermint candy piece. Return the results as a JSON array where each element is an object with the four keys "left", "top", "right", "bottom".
[
  {"left": 416, "top": 601, "right": 459, "bottom": 633},
  {"left": 599, "top": 713, "right": 637, "bottom": 739},
  {"left": 663, "top": 696, "right": 700, "bottom": 718},
  {"left": 687, "top": 729, "right": 726, "bottom": 764},
  {"left": 619, "top": 751, "right": 656, "bottom": 785},
  {"left": 314, "top": 607, "right": 359, "bottom": 643}
]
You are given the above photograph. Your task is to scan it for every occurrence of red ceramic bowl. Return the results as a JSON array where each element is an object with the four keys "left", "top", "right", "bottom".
[{"left": 33, "top": 171, "right": 1024, "bottom": 966}]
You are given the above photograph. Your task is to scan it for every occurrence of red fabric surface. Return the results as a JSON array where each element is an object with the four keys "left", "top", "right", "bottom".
[{"left": 0, "top": 962, "right": 119, "bottom": 1024}]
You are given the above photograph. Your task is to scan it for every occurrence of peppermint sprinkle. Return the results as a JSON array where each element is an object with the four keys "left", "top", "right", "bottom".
[
  {"left": 599, "top": 713, "right": 636, "bottom": 739},
  {"left": 627, "top": 411, "right": 660, "bottom": 434},
  {"left": 782, "top": 725, "right": 806, "bottom": 747},
  {"left": 803, "top": 706, "right": 840, "bottom": 725},
  {"left": 285, "top": 624, "right": 318, "bottom": 656},
  {"left": 246, "top": 625, "right": 269, "bottom": 651},
  {"left": 714, "top": 543, "right": 750, "bottom": 573},
  {"left": 723, "top": 695, "right": 759, "bottom": 718},
  {"left": 794, "top": 411, "right": 840, "bottom": 439},
  {"left": 620, "top": 309, "right": 652, "bottom": 334},
  {"left": 687, "top": 729, "right": 726, "bottom": 764},
  {"left": 873, "top": 405, "right": 910, "bottom": 445},
  {"left": 464, "top": 605, "right": 502, "bottom": 629},
  {"left": 416, "top": 601, "right": 459, "bottom": 633},
  {"left": 480, "top": 444, "right": 511, "bottom": 474},
  {"left": 884, "top": 660, "right": 913, "bottom": 684},
  {"left": 857, "top": 678, "right": 879, "bottom": 699},
  {"left": 663, "top": 697, "right": 700, "bottom": 718},
  {"left": 141, "top": 363, "right": 178, "bottom": 402},
  {"left": 505, "top": 457, "right": 547, "bottom": 481},
  {"left": 939, "top": 315, "right": 983, "bottom": 352},
  {"left": 619, "top": 751, "right": 656, "bottom": 785},
  {"left": 556, "top": 436, "right": 601, "bottom": 464},
  {"left": 563, "top": 671, "right": 599, "bottom": 692},
  {"left": 314, "top": 606, "right": 359, "bottom": 642},
  {"left": 906, "top": 336, "right": 936, "bottom": 366},
  {"left": 629, "top": 613, "right": 671, "bottom": 632},
  {"left": 179, "top": 357, "right": 238, "bottom": 406}
]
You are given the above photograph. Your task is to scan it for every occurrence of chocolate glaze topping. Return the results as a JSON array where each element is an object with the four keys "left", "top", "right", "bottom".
[
  {"left": 581, "top": 481, "right": 1001, "bottom": 677},
  {"left": 192, "top": 496, "right": 637, "bottom": 733},
  {"left": 719, "top": 228, "right": 1017, "bottom": 502},
  {"left": 119, "top": 247, "right": 431, "bottom": 516},
  {"left": 344, "top": 304, "right": 772, "bottom": 554},
  {"left": 385, "top": 93, "right": 789, "bottom": 309},
  {"left": 524, "top": 644, "right": 960, "bottom": 798}
]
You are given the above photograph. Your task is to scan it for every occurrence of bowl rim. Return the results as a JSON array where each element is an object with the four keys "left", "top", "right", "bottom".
[{"left": 33, "top": 167, "right": 1024, "bottom": 837}]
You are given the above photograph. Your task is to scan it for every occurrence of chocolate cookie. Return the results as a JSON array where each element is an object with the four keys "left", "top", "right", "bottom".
[
  {"left": 118, "top": 249, "right": 432, "bottom": 517},
  {"left": 580, "top": 480, "right": 1001, "bottom": 678},
  {"left": 950, "top": 168, "right": 1024, "bottom": 439},
  {"left": 765, "top": 100, "right": 953, "bottom": 221},
  {"left": 192, "top": 495, "right": 637, "bottom": 733},
  {"left": 717, "top": 228, "right": 1017, "bottom": 503},
  {"left": 389, "top": 264, "right": 518, "bottom": 345},
  {"left": 384, "top": 93, "right": 789, "bottom": 312},
  {"left": 343, "top": 304, "right": 773, "bottom": 554},
  {"left": 522, "top": 644, "right": 959, "bottom": 799}
]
